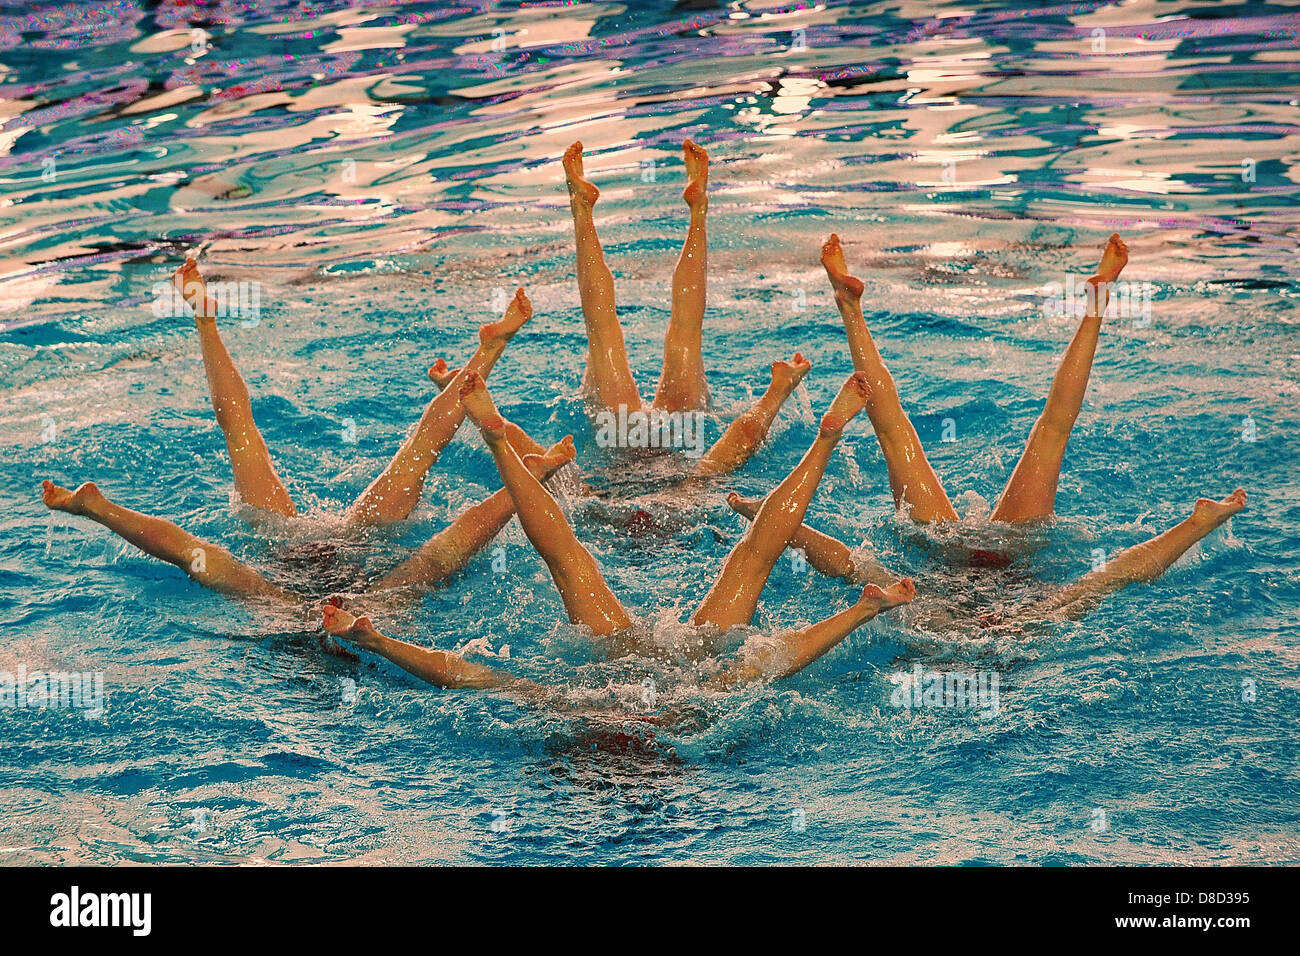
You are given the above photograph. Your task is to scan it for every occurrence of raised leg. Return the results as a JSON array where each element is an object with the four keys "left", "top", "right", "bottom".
[
  {"left": 42, "top": 480, "right": 297, "bottom": 603},
  {"left": 563, "top": 141, "right": 643, "bottom": 411},
  {"left": 708, "top": 578, "right": 916, "bottom": 688},
  {"left": 174, "top": 258, "right": 296, "bottom": 517},
  {"left": 821, "top": 234, "right": 956, "bottom": 523},
  {"left": 460, "top": 371, "right": 632, "bottom": 637},
  {"left": 347, "top": 289, "right": 532, "bottom": 526},
  {"left": 992, "top": 234, "right": 1129, "bottom": 523},
  {"left": 654, "top": 139, "right": 711, "bottom": 411},
  {"left": 692, "top": 372, "right": 871, "bottom": 632},
  {"left": 321, "top": 604, "right": 549, "bottom": 700},
  {"left": 426, "top": 358, "right": 546, "bottom": 458},
  {"left": 725, "top": 492, "right": 900, "bottom": 587},
  {"left": 370, "top": 436, "right": 576, "bottom": 591},
  {"left": 693, "top": 353, "right": 810, "bottom": 477},
  {"left": 1017, "top": 489, "right": 1245, "bottom": 623}
]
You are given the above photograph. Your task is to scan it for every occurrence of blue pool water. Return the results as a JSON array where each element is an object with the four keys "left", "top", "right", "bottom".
[{"left": 1, "top": 1, "right": 1297, "bottom": 864}]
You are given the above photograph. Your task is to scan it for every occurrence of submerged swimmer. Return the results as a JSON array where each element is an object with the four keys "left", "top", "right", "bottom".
[
  {"left": 40, "top": 257, "right": 576, "bottom": 609},
  {"left": 427, "top": 348, "right": 815, "bottom": 534},
  {"left": 720, "top": 232, "right": 1246, "bottom": 631},
  {"left": 818, "top": 230, "right": 1130, "bottom": 529},
  {"left": 457, "top": 367, "right": 879, "bottom": 638},
  {"left": 562, "top": 139, "right": 811, "bottom": 481},
  {"left": 319, "top": 575, "right": 916, "bottom": 706},
  {"left": 316, "top": 368, "right": 918, "bottom": 707},
  {"left": 715, "top": 232, "right": 1142, "bottom": 577}
]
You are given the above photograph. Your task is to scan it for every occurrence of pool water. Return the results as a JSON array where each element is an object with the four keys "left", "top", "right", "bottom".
[{"left": 1, "top": 1, "right": 1297, "bottom": 864}]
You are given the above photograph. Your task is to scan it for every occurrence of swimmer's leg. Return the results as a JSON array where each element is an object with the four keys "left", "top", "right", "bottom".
[
  {"left": 460, "top": 372, "right": 632, "bottom": 636},
  {"left": 347, "top": 290, "right": 532, "bottom": 526},
  {"left": 725, "top": 492, "right": 899, "bottom": 587},
  {"left": 370, "top": 436, "right": 576, "bottom": 591},
  {"left": 174, "top": 258, "right": 295, "bottom": 517},
  {"left": 42, "top": 480, "right": 297, "bottom": 603},
  {"left": 433, "top": 358, "right": 597, "bottom": 501},
  {"left": 322, "top": 604, "right": 551, "bottom": 701},
  {"left": 709, "top": 578, "right": 916, "bottom": 688},
  {"left": 654, "top": 139, "right": 711, "bottom": 412},
  {"left": 692, "top": 353, "right": 810, "bottom": 478},
  {"left": 992, "top": 234, "right": 1129, "bottom": 523},
  {"left": 1017, "top": 489, "right": 1245, "bottom": 623},
  {"left": 563, "top": 142, "right": 642, "bottom": 411},
  {"left": 821, "top": 235, "right": 956, "bottom": 523},
  {"left": 692, "top": 372, "right": 871, "bottom": 631}
]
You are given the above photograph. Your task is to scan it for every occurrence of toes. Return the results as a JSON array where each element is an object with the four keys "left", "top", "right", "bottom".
[
  {"left": 563, "top": 142, "right": 585, "bottom": 172},
  {"left": 458, "top": 369, "right": 483, "bottom": 395}
]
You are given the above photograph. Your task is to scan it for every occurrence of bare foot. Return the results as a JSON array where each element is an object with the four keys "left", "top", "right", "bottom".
[
  {"left": 682, "top": 138, "right": 709, "bottom": 209},
  {"left": 479, "top": 287, "right": 531, "bottom": 348},
  {"left": 1089, "top": 233, "right": 1129, "bottom": 285},
  {"left": 458, "top": 370, "right": 506, "bottom": 439},
  {"left": 563, "top": 141, "right": 600, "bottom": 207},
  {"left": 769, "top": 351, "right": 811, "bottom": 395},
  {"left": 321, "top": 603, "right": 380, "bottom": 650},
  {"left": 427, "top": 358, "right": 458, "bottom": 390},
  {"left": 821, "top": 233, "right": 865, "bottom": 301},
  {"left": 820, "top": 371, "right": 872, "bottom": 434},
  {"left": 725, "top": 491, "right": 761, "bottom": 520},
  {"left": 523, "top": 435, "right": 577, "bottom": 480},
  {"left": 173, "top": 256, "right": 217, "bottom": 319},
  {"left": 860, "top": 577, "right": 917, "bottom": 610},
  {"left": 1191, "top": 488, "right": 1247, "bottom": 527},
  {"left": 41, "top": 480, "right": 102, "bottom": 517}
]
